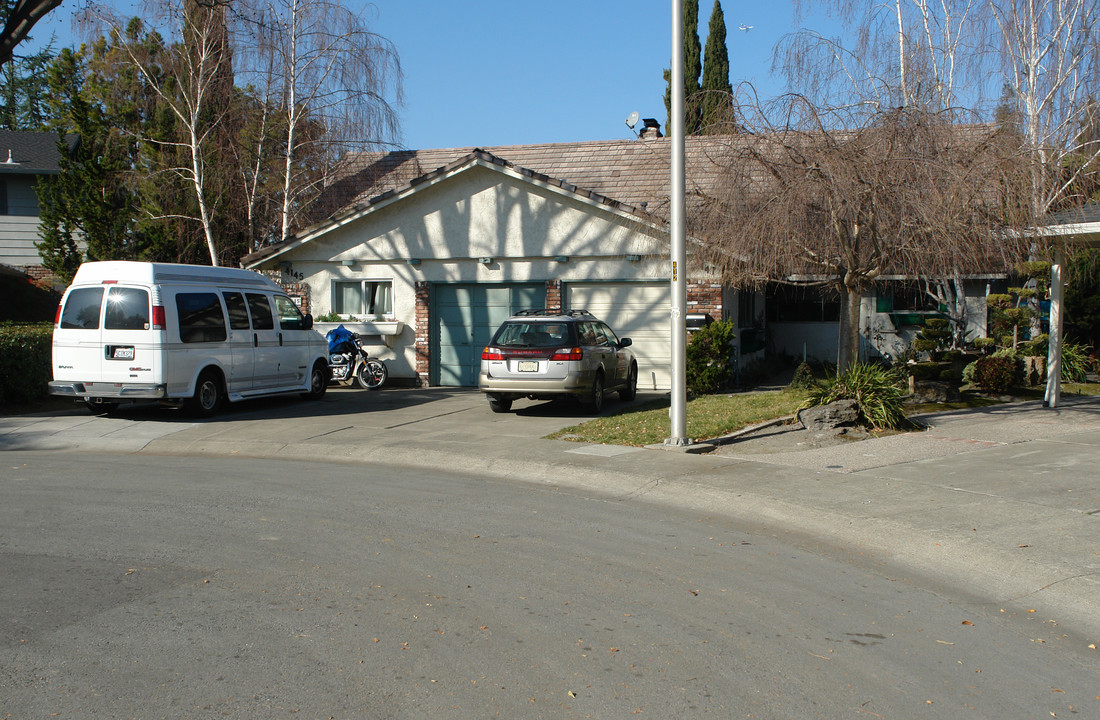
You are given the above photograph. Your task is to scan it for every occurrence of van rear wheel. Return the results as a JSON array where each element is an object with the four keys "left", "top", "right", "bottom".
[{"left": 187, "top": 370, "right": 224, "bottom": 417}]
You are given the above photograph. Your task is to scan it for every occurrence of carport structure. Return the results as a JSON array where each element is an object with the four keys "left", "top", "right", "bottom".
[{"left": 1039, "top": 203, "right": 1100, "bottom": 408}]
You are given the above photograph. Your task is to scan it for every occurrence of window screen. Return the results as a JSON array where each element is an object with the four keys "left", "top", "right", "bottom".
[{"left": 333, "top": 280, "right": 393, "bottom": 316}]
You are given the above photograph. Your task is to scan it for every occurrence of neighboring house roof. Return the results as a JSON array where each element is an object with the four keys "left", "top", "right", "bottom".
[
  {"left": 0, "top": 130, "right": 76, "bottom": 175},
  {"left": 243, "top": 145, "right": 677, "bottom": 267},
  {"left": 1040, "top": 202, "right": 1100, "bottom": 246}
]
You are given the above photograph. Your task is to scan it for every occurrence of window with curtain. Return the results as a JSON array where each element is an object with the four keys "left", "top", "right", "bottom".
[{"left": 333, "top": 280, "right": 393, "bottom": 318}]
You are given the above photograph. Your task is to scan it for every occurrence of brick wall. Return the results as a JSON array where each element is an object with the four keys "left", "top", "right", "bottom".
[
  {"left": 686, "top": 281, "right": 723, "bottom": 320},
  {"left": 545, "top": 279, "right": 562, "bottom": 312},
  {"left": 414, "top": 281, "right": 431, "bottom": 386}
]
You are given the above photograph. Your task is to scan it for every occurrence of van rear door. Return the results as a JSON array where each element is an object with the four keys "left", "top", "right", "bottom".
[
  {"left": 54, "top": 286, "right": 107, "bottom": 383},
  {"left": 99, "top": 285, "right": 158, "bottom": 385}
]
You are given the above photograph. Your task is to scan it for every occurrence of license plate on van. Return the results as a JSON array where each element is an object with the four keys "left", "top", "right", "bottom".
[
  {"left": 109, "top": 346, "right": 135, "bottom": 360},
  {"left": 517, "top": 361, "right": 538, "bottom": 372}
]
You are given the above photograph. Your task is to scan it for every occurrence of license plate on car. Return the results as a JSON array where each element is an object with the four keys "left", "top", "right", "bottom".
[
  {"left": 517, "top": 361, "right": 539, "bottom": 372},
  {"left": 110, "top": 346, "right": 135, "bottom": 360}
]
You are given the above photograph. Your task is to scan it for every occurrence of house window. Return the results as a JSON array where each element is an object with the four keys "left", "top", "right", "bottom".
[{"left": 333, "top": 280, "right": 393, "bottom": 318}]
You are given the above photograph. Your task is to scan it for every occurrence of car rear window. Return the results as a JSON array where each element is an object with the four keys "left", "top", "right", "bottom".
[
  {"left": 492, "top": 321, "right": 576, "bottom": 347},
  {"left": 105, "top": 287, "right": 150, "bottom": 330},
  {"left": 60, "top": 287, "right": 105, "bottom": 329}
]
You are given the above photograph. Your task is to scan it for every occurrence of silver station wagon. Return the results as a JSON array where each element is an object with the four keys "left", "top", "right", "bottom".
[{"left": 478, "top": 309, "right": 638, "bottom": 414}]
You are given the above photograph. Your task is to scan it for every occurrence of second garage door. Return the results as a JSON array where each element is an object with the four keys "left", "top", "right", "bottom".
[{"left": 565, "top": 282, "right": 671, "bottom": 391}]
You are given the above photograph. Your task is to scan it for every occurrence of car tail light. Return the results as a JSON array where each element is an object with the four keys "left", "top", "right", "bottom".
[
  {"left": 482, "top": 347, "right": 504, "bottom": 361},
  {"left": 151, "top": 305, "right": 166, "bottom": 329},
  {"left": 550, "top": 347, "right": 583, "bottom": 361},
  {"left": 54, "top": 303, "right": 62, "bottom": 326}
]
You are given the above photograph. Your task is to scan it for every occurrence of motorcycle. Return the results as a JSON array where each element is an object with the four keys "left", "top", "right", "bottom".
[{"left": 325, "top": 325, "right": 388, "bottom": 390}]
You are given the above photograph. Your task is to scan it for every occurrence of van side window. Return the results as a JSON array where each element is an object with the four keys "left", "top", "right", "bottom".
[
  {"left": 275, "top": 295, "right": 305, "bottom": 330},
  {"left": 223, "top": 291, "right": 250, "bottom": 330},
  {"left": 105, "top": 287, "right": 150, "bottom": 330},
  {"left": 60, "top": 287, "right": 104, "bottom": 329},
  {"left": 177, "top": 292, "right": 228, "bottom": 343},
  {"left": 246, "top": 293, "right": 274, "bottom": 330}
]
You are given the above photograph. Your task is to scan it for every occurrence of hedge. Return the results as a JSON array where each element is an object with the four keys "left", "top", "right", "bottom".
[{"left": 0, "top": 323, "right": 53, "bottom": 405}]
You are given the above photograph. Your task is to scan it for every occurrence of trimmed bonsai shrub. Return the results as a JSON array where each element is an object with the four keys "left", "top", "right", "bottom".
[
  {"left": 913, "top": 317, "right": 952, "bottom": 360},
  {"left": 685, "top": 319, "right": 736, "bottom": 394},
  {"left": 803, "top": 363, "right": 910, "bottom": 430}
]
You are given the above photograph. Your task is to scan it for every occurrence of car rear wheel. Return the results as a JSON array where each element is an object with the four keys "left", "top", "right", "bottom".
[
  {"left": 488, "top": 395, "right": 513, "bottom": 413},
  {"left": 584, "top": 373, "right": 605, "bottom": 414},
  {"left": 619, "top": 364, "right": 638, "bottom": 401}
]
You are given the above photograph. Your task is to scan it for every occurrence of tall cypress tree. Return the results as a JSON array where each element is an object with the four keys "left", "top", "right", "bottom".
[
  {"left": 663, "top": 0, "right": 702, "bottom": 136},
  {"left": 700, "top": 0, "right": 733, "bottom": 133}
]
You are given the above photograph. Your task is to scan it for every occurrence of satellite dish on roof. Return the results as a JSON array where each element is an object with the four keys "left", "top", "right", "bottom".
[{"left": 625, "top": 111, "right": 640, "bottom": 129}]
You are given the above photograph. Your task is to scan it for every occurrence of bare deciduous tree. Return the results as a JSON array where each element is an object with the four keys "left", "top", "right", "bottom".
[
  {"left": 93, "top": 0, "right": 233, "bottom": 266},
  {"left": 234, "top": 0, "right": 401, "bottom": 243},
  {"left": 698, "top": 99, "right": 1025, "bottom": 367}
]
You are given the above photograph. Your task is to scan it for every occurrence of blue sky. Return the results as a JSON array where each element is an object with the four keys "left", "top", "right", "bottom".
[{"left": 24, "top": 1, "right": 838, "bottom": 150}]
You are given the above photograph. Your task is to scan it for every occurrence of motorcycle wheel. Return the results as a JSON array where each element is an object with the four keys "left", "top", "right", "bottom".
[{"left": 356, "top": 359, "right": 388, "bottom": 390}]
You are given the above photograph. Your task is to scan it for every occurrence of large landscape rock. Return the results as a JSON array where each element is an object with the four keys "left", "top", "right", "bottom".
[{"left": 797, "top": 399, "right": 860, "bottom": 432}]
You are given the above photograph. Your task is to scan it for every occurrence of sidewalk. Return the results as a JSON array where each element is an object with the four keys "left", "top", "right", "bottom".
[{"left": 2, "top": 388, "right": 1098, "bottom": 639}]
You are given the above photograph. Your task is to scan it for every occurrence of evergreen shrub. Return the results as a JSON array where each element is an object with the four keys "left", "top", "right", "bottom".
[
  {"left": 685, "top": 319, "right": 736, "bottom": 394},
  {"left": 0, "top": 323, "right": 53, "bottom": 405}
]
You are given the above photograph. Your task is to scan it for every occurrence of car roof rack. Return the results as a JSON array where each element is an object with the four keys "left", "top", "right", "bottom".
[{"left": 511, "top": 308, "right": 595, "bottom": 318}]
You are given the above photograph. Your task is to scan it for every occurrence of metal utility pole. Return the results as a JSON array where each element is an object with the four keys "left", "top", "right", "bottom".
[{"left": 666, "top": 0, "right": 689, "bottom": 446}]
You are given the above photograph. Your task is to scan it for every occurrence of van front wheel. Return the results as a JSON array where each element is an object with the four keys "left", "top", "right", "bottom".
[
  {"left": 303, "top": 360, "right": 329, "bottom": 400},
  {"left": 187, "top": 370, "right": 224, "bottom": 417}
]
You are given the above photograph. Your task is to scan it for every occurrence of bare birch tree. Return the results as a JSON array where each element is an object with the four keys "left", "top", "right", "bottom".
[
  {"left": 991, "top": 0, "right": 1099, "bottom": 221},
  {"left": 698, "top": 100, "right": 1024, "bottom": 368},
  {"left": 234, "top": 0, "right": 401, "bottom": 244},
  {"left": 92, "top": 0, "right": 233, "bottom": 266}
]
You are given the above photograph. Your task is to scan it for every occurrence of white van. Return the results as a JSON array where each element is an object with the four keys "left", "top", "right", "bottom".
[{"left": 49, "top": 261, "right": 330, "bottom": 416}]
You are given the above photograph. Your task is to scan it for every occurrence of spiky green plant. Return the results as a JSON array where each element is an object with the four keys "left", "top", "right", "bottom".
[{"left": 802, "top": 363, "right": 911, "bottom": 430}]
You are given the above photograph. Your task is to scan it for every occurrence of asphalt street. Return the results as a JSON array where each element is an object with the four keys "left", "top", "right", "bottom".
[
  {"left": 2, "top": 451, "right": 1097, "bottom": 719},
  {"left": 2, "top": 387, "right": 1099, "bottom": 645}
]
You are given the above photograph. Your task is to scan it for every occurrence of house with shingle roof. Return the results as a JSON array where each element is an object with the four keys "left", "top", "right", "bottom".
[
  {"left": 0, "top": 130, "right": 77, "bottom": 286},
  {"left": 242, "top": 126, "right": 1001, "bottom": 389}
]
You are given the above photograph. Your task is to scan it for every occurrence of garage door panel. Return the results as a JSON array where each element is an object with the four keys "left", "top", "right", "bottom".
[{"left": 566, "top": 282, "right": 671, "bottom": 391}]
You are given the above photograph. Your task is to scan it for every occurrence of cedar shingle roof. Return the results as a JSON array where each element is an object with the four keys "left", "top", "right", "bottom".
[{"left": 312, "top": 136, "right": 737, "bottom": 224}]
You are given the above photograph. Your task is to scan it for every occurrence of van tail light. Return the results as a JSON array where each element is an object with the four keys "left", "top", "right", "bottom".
[
  {"left": 482, "top": 347, "right": 504, "bottom": 361},
  {"left": 550, "top": 347, "right": 583, "bottom": 361},
  {"left": 54, "top": 303, "right": 62, "bottom": 326},
  {"left": 152, "top": 305, "right": 166, "bottom": 329}
]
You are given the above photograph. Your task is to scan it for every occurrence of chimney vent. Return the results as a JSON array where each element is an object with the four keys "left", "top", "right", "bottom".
[{"left": 640, "top": 118, "right": 662, "bottom": 140}]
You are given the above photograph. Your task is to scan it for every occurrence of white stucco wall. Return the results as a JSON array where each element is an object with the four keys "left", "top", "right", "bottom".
[{"left": 254, "top": 164, "right": 669, "bottom": 382}]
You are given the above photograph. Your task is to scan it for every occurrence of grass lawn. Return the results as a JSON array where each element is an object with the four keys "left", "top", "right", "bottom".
[
  {"left": 547, "top": 388, "right": 809, "bottom": 447},
  {"left": 549, "top": 381, "right": 1100, "bottom": 447}
]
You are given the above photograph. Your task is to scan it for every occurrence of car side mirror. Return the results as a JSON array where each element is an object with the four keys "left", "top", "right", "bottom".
[
  {"left": 619, "top": 337, "right": 632, "bottom": 348},
  {"left": 303, "top": 314, "right": 314, "bottom": 330}
]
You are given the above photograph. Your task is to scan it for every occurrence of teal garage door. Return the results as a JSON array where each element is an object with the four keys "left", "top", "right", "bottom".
[{"left": 431, "top": 283, "right": 545, "bottom": 386}]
